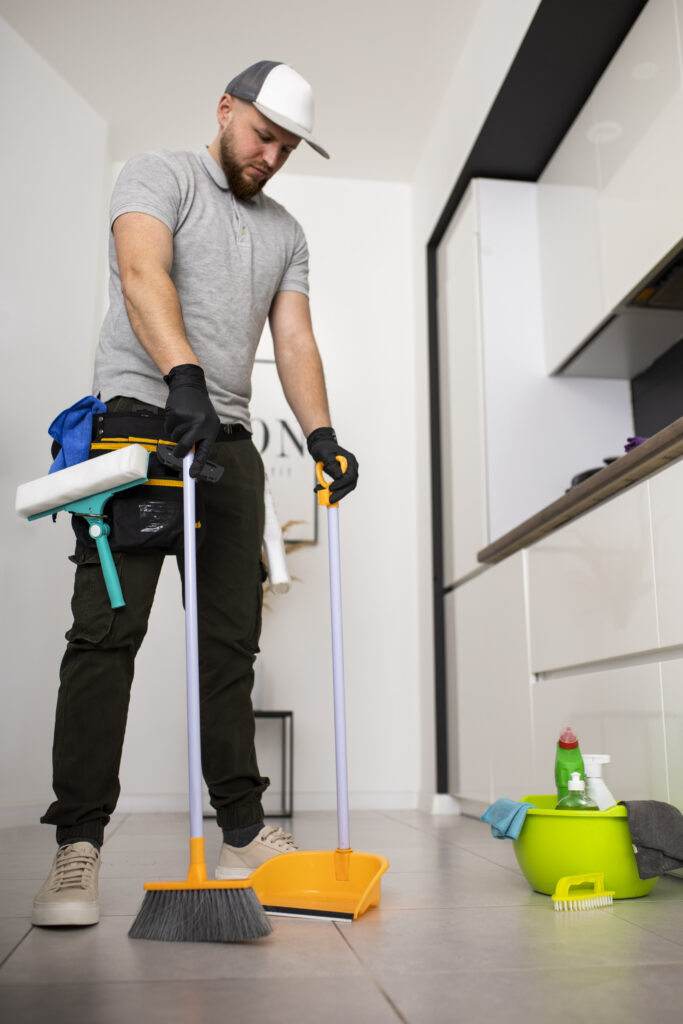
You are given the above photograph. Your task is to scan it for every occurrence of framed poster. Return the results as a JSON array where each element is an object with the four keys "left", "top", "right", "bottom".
[{"left": 250, "top": 356, "right": 318, "bottom": 545}]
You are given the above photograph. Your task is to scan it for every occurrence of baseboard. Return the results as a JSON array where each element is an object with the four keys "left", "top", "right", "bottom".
[
  {"left": 456, "top": 796, "right": 489, "bottom": 820},
  {"left": 429, "top": 793, "right": 461, "bottom": 815},
  {"left": 117, "top": 791, "right": 420, "bottom": 814},
  {"left": 0, "top": 791, "right": 422, "bottom": 828}
]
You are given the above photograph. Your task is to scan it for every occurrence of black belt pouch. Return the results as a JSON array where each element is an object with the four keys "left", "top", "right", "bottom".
[{"left": 70, "top": 411, "right": 206, "bottom": 555}]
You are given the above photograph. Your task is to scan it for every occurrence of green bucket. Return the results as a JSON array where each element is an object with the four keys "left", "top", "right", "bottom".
[{"left": 514, "top": 794, "right": 657, "bottom": 899}]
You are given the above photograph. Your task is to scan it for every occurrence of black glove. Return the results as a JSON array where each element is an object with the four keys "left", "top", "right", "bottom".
[
  {"left": 163, "top": 363, "right": 221, "bottom": 478},
  {"left": 306, "top": 426, "right": 359, "bottom": 503}
]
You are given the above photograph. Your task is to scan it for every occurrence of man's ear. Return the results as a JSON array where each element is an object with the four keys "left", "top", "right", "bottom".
[{"left": 217, "top": 93, "right": 234, "bottom": 129}]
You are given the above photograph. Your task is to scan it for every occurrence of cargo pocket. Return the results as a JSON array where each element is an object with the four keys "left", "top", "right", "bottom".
[
  {"left": 65, "top": 545, "right": 118, "bottom": 645},
  {"left": 245, "top": 572, "right": 265, "bottom": 657}
]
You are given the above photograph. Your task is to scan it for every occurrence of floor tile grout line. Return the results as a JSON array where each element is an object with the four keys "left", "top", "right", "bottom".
[
  {"left": 607, "top": 914, "right": 683, "bottom": 949},
  {"left": 0, "top": 924, "right": 33, "bottom": 972},
  {"left": 377, "top": 810, "right": 501, "bottom": 857},
  {"left": 376, "top": 808, "right": 524, "bottom": 863},
  {"left": 333, "top": 922, "right": 410, "bottom": 1024},
  {"left": 102, "top": 813, "right": 131, "bottom": 844}
]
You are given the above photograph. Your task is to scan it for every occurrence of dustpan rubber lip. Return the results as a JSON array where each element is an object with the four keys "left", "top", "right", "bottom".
[{"left": 262, "top": 904, "right": 354, "bottom": 920}]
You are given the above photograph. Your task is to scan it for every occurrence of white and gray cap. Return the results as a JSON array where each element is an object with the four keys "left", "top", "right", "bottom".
[{"left": 225, "top": 60, "right": 329, "bottom": 159}]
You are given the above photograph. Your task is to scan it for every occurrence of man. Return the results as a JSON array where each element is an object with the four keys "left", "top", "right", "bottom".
[{"left": 32, "top": 60, "right": 358, "bottom": 927}]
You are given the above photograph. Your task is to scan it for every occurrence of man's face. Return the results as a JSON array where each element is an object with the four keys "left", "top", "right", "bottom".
[{"left": 219, "top": 99, "right": 300, "bottom": 200}]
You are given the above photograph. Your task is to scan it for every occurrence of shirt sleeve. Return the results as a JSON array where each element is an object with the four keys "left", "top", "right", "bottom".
[
  {"left": 109, "top": 151, "right": 185, "bottom": 234},
  {"left": 278, "top": 219, "right": 310, "bottom": 296}
]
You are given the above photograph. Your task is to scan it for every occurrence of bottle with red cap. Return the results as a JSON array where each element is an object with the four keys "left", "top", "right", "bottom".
[{"left": 554, "top": 726, "right": 585, "bottom": 804}]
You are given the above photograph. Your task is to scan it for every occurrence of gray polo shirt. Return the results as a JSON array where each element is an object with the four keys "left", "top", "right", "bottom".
[{"left": 93, "top": 147, "right": 309, "bottom": 428}]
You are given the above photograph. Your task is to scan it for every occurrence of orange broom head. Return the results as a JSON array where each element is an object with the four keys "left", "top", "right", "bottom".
[{"left": 129, "top": 837, "right": 272, "bottom": 943}]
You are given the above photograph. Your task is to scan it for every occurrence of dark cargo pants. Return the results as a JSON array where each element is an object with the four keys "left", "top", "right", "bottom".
[{"left": 41, "top": 402, "right": 269, "bottom": 845}]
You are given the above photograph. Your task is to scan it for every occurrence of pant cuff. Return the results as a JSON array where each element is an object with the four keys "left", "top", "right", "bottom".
[
  {"left": 55, "top": 822, "right": 105, "bottom": 846},
  {"left": 215, "top": 801, "right": 265, "bottom": 830}
]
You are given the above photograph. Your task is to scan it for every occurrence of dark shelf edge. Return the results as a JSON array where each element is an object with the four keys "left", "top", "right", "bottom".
[{"left": 477, "top": 417, "right": 683, "bottom": 565}]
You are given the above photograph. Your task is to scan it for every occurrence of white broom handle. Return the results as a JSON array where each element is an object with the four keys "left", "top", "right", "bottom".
[
  {"left": 183, "top": 453, "right": 204, "bottom": 841},
  {"left": 327, "top": 505, "right": 350, "bottom": 851}
]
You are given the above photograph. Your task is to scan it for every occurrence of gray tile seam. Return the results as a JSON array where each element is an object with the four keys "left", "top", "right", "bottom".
[
  {"left": 608, "top": 912, "right": 683, "bottom": 949},
  {"left": 367, "top": 958, "right": 683, "bottom": 977},
  {"left": 333, "top": 921, "right": 409, "bottom": 1024},
  {"left": 102, "top": 814, "right": 131, "bottom": 843},
  {"left": 0, "top": 924, "right": 32, "bottom": 972}
]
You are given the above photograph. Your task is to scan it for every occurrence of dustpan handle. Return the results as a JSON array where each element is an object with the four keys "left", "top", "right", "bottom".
[
  {"left": 183, "top": 453, "right": 204, "bottom": 842},
  {"left": 327, "top": 503, "right": 351, "bottom": 851}
]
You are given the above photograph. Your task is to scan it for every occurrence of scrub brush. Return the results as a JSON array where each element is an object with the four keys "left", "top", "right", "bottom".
[{"left": 552, "top": 873, "right": 615, "bottom": 911}]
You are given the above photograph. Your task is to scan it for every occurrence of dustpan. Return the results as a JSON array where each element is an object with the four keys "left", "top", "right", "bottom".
[{"left": 248, "top": 459, "right": 388, "bottom": 920}]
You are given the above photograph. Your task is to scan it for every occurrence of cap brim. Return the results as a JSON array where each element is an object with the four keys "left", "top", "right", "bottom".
[{"left": 253, "top": 101, "right": 330, "bottom": 159}]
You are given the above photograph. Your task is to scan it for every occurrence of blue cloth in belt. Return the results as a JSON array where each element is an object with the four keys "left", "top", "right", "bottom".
[
  {"left": 48, "top": 396, "right": 107, "bottom": 473},
  {"left": 481, "top": 798, "right": 535, "bottom": 840}
]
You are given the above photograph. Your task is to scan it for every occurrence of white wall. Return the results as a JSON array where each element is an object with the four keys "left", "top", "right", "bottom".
[
  {"left": 0, "top": 17, "right": 109, "bottom": 824},
  {"left": 409, "top": 0, "right": 541, "bottom": 805}
]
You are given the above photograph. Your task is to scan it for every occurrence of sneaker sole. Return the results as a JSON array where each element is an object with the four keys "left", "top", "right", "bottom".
[{"left": 32, "top": 901, "right": 99, "bottom": 927}]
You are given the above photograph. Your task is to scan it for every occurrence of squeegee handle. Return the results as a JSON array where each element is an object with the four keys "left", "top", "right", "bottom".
[
  {"left": 88, "top": 521, "right": 125, "bottom": 609},
  {"left": 182, "top": 453, "right": 204, "bottom": 842}
]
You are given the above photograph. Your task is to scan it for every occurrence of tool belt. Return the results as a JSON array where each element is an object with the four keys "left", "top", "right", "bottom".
[{"left": 70, "top": 410, "right": 250, "bottom": 556}]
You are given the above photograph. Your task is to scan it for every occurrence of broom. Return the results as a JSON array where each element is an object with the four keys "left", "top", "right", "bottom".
[{"left": 129, "top": 451, "right": 272, "bottom": 943}]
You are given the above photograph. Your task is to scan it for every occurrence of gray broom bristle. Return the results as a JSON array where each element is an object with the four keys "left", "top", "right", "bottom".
[{"left": 128, "top": 887, "right": 272, "bottom": 943}]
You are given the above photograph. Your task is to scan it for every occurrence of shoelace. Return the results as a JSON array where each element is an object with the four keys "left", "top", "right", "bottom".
[
  {"left": 49, "top": 845, "right": 99, "bottom": 892},
  {"left": 261, "top": 826, "right": 299, "bottom": 851}
]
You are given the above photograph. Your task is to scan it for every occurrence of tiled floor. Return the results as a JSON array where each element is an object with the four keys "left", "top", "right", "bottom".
[{"left": 2, "top": 809, "right": 683, "bottom": 1022}]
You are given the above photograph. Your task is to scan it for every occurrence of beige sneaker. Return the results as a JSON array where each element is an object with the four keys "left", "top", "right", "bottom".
[
  {"left": 32, "top": 842, "right": 100, "bottom": 926},
  {"left": 216, "top": 825, "right": 299, "bottom": 879}
]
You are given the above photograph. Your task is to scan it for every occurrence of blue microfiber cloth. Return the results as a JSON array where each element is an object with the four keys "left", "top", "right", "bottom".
[
  {"left": 481, "top": 798, "right": 535, "bottom": 840},
  {"left": 48, "top": 396, "right": 107, "bottom": 473}
]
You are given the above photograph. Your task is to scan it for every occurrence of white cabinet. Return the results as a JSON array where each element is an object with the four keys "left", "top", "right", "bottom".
[
  {"left": 661, "top": 657, "right": 683, "bottom": 809},
  {"left": 438, "top": 179, "right": 631, "bottom": 587},
  {"left": 649, "top": 459, "right": 683, "bottom": 647},
  {"left": 593, "top": 0, "right": 683, "bottom": 313},
  {"left": 537, "top": 0, "right": 683, "bottom": 371},
  {"left": 438, "top": 187, "right": 488, "bottom": 584},
  {"left": 446, "top": 553, "right": 534, "bottom": 803},
  {"left": 448, "top": 457, "right": 683, "bottom": 810},
  {"left": 526, "top": 480, "right": 659, "bottom": 673},
  {"left": 532, "top": 662, "right": 669, "bottom": 803}
]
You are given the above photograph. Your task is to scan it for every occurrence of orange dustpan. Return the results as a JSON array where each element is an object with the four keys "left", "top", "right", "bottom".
[{"left": 248, "top": 460, "right": 388, "bottom": 920}]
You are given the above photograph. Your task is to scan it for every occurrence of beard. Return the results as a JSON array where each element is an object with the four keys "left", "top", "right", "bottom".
[{"left": 218, "top": 126, "right": 269, "bottom": 200}]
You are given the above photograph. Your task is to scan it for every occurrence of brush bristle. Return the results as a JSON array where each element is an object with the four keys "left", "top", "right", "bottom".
[
  {"left": 128, "top": 887, "right": 272, "bottom": 942},
  {"left": 553, "top": 894, "right": 613, "bottom": 912}
]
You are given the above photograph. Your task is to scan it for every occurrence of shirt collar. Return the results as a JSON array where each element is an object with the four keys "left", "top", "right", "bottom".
[
  {"left": 197, "top": 146, "right": 229, "bottom": 190},
  {"left": 196, "top": 146, "right": 261, "bottom": 205}
]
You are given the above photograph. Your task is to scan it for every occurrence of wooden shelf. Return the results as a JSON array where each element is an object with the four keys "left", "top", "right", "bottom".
[{"left": 478, "top": 417, "right": 683, "bottom": 565}]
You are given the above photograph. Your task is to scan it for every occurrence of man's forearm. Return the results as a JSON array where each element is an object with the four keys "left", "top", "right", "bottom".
[
  {"left": 120, "top": 265, "right": 198, "bottom": 376},
  {"left": 275, "top": 337, "right": 332, "bottom": 437}
]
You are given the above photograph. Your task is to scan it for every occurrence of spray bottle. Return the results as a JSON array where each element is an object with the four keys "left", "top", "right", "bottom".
[
  {"left": 583, "top": 754, "right": 617, "bottom": 810},
  {"left": 555, "top": 726, "right": 585, "bottom": 803},
  {"left": 555, "top": 772, "right": 599, "bottom": 810}
]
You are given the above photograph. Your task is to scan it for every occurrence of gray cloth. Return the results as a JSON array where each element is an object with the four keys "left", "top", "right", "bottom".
[
  {"left": 620, "top": 800, "right": 683, "bottom": 879},
  {"left": 93, "top": 148, "right": 309, "bottom": 429}
]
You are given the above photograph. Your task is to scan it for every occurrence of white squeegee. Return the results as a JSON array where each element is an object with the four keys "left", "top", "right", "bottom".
[
  {"left": 16, "top": 444, "right": 150, "bottom": 608},
  {"left": 16, "top": 443, "right": 150, "bottom": 519}
]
